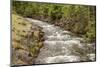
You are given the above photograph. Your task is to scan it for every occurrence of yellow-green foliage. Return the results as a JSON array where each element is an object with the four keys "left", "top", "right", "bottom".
[
  {"left": 13, "top": 1, "right": 96, "bottom": 43},
  {"left": 12, "top": 14, "right": 44, "bottom": 65}
]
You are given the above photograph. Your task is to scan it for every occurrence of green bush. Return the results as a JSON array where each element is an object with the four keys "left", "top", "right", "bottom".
[{"left": 13, "top": 1, "right": 96, "bottom": 43}]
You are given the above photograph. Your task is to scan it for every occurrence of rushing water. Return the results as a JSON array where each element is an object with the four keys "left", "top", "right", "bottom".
[{"left": 26, "top": 18, "right": 95, "bottom": 64}]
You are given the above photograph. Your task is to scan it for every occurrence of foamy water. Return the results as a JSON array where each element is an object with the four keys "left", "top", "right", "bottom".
[{"left": 26, "top": 18, "right": 95, "bottom": 64}]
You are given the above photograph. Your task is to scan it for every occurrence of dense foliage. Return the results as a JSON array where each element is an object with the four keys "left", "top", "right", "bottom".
[{"left": 13, "top": 1, "right": 96, "bottom": 43}]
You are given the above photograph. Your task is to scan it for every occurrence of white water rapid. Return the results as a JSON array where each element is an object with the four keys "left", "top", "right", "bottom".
[{"left": 26, "top": 18, "right": 95, "bottom": 64}]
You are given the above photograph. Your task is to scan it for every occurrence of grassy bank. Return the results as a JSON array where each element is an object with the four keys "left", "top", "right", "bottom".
[{"left": 12, "top": 14, "right": 44, "bottom": 65}]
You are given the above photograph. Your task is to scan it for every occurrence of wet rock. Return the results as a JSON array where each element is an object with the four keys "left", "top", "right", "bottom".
[
  {"left": 12, "top": 49, "right": 33, "bottom": 65},
  {"left": 87, "top": 54, "right": 95, "bottom": 61}
]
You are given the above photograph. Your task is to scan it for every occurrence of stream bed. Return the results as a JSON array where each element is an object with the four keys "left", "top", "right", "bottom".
[{"left": 26, "top": 18, "right": 95, "bottom": 64}]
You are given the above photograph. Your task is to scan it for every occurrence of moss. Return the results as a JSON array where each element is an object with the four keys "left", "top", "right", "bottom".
[{"left": 12, "top": 14, "right": 44, "bottom": 65}]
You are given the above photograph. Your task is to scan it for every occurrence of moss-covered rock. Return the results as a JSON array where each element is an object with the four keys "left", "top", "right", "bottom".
[{"left": 12, "top": 14, "right": 44, "bottom": 66}]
